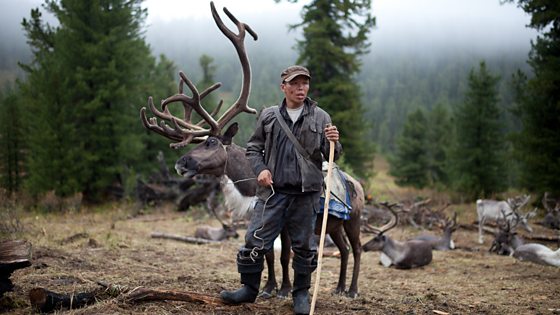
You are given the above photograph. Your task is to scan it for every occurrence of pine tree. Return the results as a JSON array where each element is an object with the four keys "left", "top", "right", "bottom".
[
  {"left": 451, "top": 61, "right": 506, "bottom": 199},
  {"left": 427, "top": 103, "right": 452, "bottom": 187},
  {"left": 289, "top": 0, "right": 376, "bottom": 174},
  {"left": 0, "top": 86, "right": 26, "bottom": 193},
  {"left": 20, "top": 0, "right": 166, "bottom": 202},
  {"left": 509, "top": 0, "right": 560, "bottom": 194},
  {"left": 390, "top": 108, "right": 429, "bottom": 188}
]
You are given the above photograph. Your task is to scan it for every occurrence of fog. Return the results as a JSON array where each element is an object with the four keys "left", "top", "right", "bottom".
[{"left": 0, "top": 0, "right": 538, "bottom": 75}]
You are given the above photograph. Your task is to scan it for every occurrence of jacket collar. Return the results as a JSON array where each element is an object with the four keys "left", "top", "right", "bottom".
[{"left": 280, "top": 97, "right": 316, "bottom": 116}]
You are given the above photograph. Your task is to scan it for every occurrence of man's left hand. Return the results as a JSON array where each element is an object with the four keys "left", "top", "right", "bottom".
[{"left": 325, "top": 125, "right": 339, "bottom": 142}]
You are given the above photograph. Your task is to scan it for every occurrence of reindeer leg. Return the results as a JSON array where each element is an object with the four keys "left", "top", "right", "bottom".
[
  {"left": 278, "top": 227, "right": 292, "bottom": 298},
  {"left": 343, "top": 217, "right": 361, "bottom": 298},
  {"left": 260, "top": 251, "right": 277, "bottom": 299},
  {"left": 329, "top": 228, "right": 349, "bottom": 296},
  {"left": 478, "top": 217, "right": 486, "bottom": 244}
]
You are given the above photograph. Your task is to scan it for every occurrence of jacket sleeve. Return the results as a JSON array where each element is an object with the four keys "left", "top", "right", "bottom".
[
  {"left": 246, "top": 109, "right": 270, "bottom": 177},
  {"left": 320, "top": 111, "right": 343, "bottom": 162}
]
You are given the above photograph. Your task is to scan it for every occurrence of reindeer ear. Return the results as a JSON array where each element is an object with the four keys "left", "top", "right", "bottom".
[{"left": 221, "top": 123, "right": 239, "bottom": 145}]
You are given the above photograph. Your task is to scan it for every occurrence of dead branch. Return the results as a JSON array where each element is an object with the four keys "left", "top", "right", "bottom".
[
  {"left": 125, "top": 287, "right": 225, "bottom": 305},
  {"left": 460, "top": 223, "right": 560, "bottom": 243},
  {"left": 151, "top": 231, "right": 221, "bottom": 244},
  {"left": 29, "top": 287, "right": 97, "bottom": 313}
]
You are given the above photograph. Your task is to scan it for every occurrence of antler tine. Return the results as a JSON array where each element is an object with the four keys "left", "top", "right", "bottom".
[
  {"left": 210, "top": 1, "right": 258, "bottom": 130},
  {"left": 162, "top": 72, "right": 223, "bottom": 132},
  {"left": 375, "top": 202, "right": 399, "bottom": 234},
  {"left": 361, "top": 219, "right": 380, "bottom": 234},
  {"left": 196, "top": 99, "right": 224, "bottom": 128},
  {"left": 141, "top": 2, "right": 258, "bottom": 147},
  {"left": 141, "top": 72, "right": 222, "bottom": 147},
  {"left": 450, "top": 211, "right": 458, "bottom": 228},
  {"left": 140, "top": 97, "right": 183, "bottom": 142}
]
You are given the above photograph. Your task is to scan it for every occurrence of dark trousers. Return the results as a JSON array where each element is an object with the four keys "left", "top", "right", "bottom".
[{"left": 236, "top": 191, "right": 319, "bottom": 274}]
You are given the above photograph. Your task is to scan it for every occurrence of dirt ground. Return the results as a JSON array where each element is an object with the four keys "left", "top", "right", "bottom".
[{"left": 1, "top": 203, "right": 560, "bottom": 315}]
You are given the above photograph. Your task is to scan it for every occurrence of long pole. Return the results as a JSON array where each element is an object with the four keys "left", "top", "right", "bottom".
[{"left": 310, "top": 140, "right": 335, "bottom": 315}]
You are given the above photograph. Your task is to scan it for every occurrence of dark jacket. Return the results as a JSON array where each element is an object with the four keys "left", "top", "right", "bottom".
[{"left": 246, "top": 97, "right": 342, "bottom": 199}]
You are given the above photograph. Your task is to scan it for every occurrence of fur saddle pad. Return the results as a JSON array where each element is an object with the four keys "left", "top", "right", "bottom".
[{"left": 318, "top": 162, "right": 352, "bottom": 220}]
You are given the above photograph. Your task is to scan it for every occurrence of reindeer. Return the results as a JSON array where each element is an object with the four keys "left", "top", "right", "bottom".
[
  {"left": 513, "top": 243, "right": 560, "bottom": 267},
  {"left": 412, "top": 211, "right": 458, "bottom": 251},
  {"left": 476, "top": 194, "right": 535, "bottom": 244},
  {"left": 140, "top": 2, "right": 364, "bottom": 299},
  {"left": 194, "top": 224, "right": 239, "bottom": 242},
  {"left": 362, "top": 202, "right": 433, "bottom": 269},
  {"left": 541, "top": 192, "right": 560, "bottom": 230},
  {"left": 489, "top": 210, "right": 525, "bottom": 256}
]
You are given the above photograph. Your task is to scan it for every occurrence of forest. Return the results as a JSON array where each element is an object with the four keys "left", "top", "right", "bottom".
[
  {"left": 0, "top": 0, "right": 558, "bottom": 205},
  {"left": 1, "top": 1, "right": 560, "bottom": 314}
]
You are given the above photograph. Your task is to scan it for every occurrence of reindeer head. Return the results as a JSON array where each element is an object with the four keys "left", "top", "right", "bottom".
[
  {"left": 175, "top": 123, "right": 239, "bottom": 178},
  {"left": 490, "top": 209, "right": 522, "bottom": 255},
  {"left": 140, "top": 2, "right": 257, "bottom": 178},
  {"left": 542, "top": 192, "right": 560, "bottom": 230},
  {"left": 362, "top": 202, "right": 399, "bottom": 252},
  {"left": 506, "top": 194, "right": 534, "bottom": 233}
]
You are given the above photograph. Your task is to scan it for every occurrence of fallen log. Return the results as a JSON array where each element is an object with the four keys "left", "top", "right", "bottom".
[
  {"left": 151, "top": 231, "right": 221, "bottom": 244},
  {"left": 124, "top": 286, "right": 271, "bottom": 311},
  {"left": 29, "top": 287, "right": 97, "bottom": 313},
  {"left": 125, "top": 287, "right": 225, "bottom": 305},
  {"left": 0, "top": 239, "right": 32, "bottom": 297}
]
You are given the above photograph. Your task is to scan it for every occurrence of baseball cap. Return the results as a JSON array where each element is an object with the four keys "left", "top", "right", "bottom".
[{"left": 281, "top": 65, "right": 311, "bottom": 83}]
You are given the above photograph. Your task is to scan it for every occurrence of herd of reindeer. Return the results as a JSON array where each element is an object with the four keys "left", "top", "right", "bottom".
[{"left": 140, "top": 1, "right": 560, "bottom": 298}]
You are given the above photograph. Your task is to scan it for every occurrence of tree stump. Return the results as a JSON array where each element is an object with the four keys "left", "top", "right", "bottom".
[{"left": 0, "top": 240, "right": 32, "bottom": 297}]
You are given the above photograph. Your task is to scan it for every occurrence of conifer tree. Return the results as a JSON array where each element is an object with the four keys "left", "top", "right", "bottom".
[
  {"left": 509, "top": 0, "right": 560, "bottom": 194},
  {"left": 390, "top": 108, "right": 429, "bottom": 188},
  {"left": 20, "top": 0, "right": 168, "bottom": 202},
  {"left": 451, "top": 61, "right": 506, "bottom": 199},
  {"left": 427, "top": 103, "right": 452, "bottom": 186},
  {"left": 0, "top": 87, "right": 25, "bottom": 193},
  {"left": 286, "top": 0, "right": 376, "bottom": 174}
]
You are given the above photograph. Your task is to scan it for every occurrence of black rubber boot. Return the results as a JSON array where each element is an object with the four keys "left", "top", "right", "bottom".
[
  {"left": 220, "top": 272, "right": 261, "bottom": 305},
  {"left": 292, "top": 272, "right": 311, "bottom": 315}
]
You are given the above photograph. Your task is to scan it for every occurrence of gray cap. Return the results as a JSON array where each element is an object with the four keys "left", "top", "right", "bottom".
[{"left": 281, "top": 65, "right": 311, "bottom": 83}]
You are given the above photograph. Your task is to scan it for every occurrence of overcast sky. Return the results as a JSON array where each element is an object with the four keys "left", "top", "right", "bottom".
[
  {"left": 141, "top": 0, "right": 537, "bottom": 51},
  {"left": 0, "top": 0, "right": 538, "bottom": 63}
]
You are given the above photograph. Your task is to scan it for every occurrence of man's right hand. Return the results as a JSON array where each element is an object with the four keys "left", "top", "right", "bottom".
[{"left": 257, "top": 170, "right": 273, "bottom": 187}]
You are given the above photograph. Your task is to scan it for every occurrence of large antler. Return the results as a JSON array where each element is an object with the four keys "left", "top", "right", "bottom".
[
  {"left": 362, "top": 202, "right": 400, "bottom": 234},
  {"left": 140, "top": 1, "right": 258, "bottom": 149}
]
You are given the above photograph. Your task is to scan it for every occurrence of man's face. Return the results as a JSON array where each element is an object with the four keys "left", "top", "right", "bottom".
[{"left": 281, "top": 75, "right": 310, "bottom": 106}]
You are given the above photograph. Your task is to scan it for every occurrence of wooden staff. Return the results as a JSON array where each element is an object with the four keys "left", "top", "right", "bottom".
[{"left": 310, "top": 137, "right": 335, "bottom": 315}]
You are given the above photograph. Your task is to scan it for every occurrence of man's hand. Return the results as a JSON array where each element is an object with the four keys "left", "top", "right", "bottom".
[
  {"left": 324, "top": 124, "right": 339, "bottom": 142},
  {"left": 257, "top": 169, "right": 273, "bottom": 187}
]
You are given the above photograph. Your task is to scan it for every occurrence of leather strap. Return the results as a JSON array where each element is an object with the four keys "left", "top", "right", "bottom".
[{"left": 273, "top": 106, "right": 310, "bottom": 159}]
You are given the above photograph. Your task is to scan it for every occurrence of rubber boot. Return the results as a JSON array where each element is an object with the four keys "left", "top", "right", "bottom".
[
  {"left": 292, "top": 272, "right": 311, "bottom": 315},
  {"left": 220, "top": 272, "right": 261, "bottom": 305}
]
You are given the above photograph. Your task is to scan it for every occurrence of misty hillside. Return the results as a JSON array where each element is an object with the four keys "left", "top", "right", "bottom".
[{"left": 0, "top": 0, "right": 537, "bottom": 151}]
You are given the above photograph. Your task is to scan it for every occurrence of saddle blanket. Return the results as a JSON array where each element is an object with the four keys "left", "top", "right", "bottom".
[{"left": 318, "top": 162, "right": 352, "bottom": 220}]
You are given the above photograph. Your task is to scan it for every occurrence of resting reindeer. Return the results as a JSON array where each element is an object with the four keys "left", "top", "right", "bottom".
[
  {"left": 489, "top": 210, "right": 525, "bottom": 256},
  {"left": 140, "top": 2, "right": 363, "bottom": 299},
  {"left": 412, "top": 212, "right": 458, "bottom": 251},
  {"left": 541, "top": 192, "right": 560, "bottom": 230},
  {"left": 362, "top": 202, "right": 433, "bottom": 269},
  {"left": 513, "top": 243, "right": 560, "bottom": 267},
  {"left": 476, "top": 194, "right": 535, "bottom": 244},
  {"left": 194, "top": 224, "right": 239, "bottom": 242}
]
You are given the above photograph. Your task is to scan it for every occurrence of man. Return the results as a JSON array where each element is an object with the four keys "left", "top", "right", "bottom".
[{"left": 220, "top": 65, "right": 341, "bottom": 314}]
